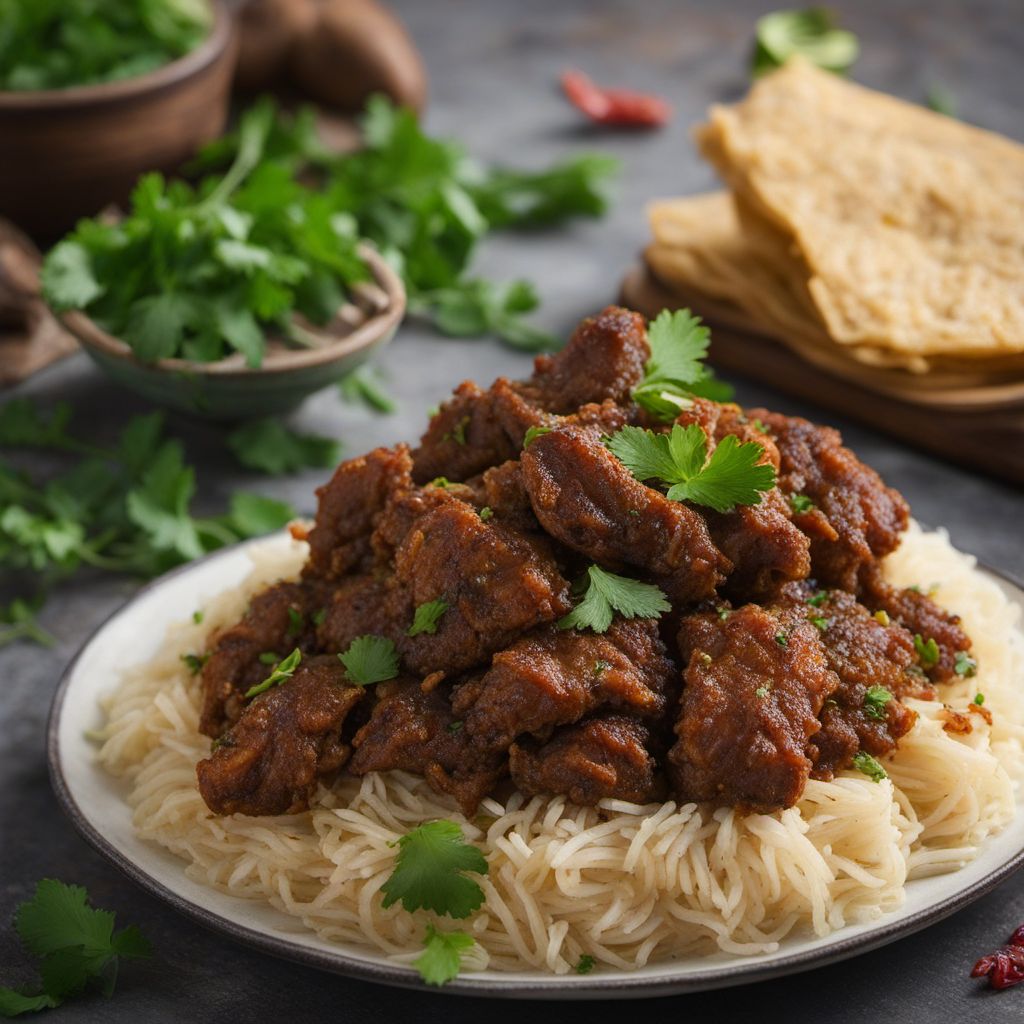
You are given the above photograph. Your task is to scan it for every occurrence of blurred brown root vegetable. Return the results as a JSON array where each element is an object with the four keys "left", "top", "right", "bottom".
[
  {"left": 289, "top": 0, "right": 427, "bottom": 113},
  {"left": 234, "top": 0, "right": 317, "bottom": 92}
]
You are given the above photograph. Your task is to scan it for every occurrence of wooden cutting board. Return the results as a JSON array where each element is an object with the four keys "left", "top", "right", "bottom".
[{"left": 620, "top": 262, "right": 1024, "bottom": 488}]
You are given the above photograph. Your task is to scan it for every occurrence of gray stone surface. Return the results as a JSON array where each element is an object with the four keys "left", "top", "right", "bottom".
[{"left": 2, "top": 0, "right": 1023, "bottom": 1019}]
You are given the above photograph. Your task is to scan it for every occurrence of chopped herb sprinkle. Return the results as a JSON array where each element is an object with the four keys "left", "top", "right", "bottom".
[
  {"left": 755, "top": 685, "right": 770, "bottom": 698},
  {"left": 863, "top": 685, "right": 893, "bottom": 721},
  {"left": 774, "top": 632, "right": 788, "bottom": 647},
  {"left": 479, "top": 506, "right": 494, "bottom": 521},
  {"left": 914, "top": 634, "right": 940, "bottom": 669},
  {"left": 192, "top": 609, "right": 204, "bottom": 624},
  {"left": 807, "top": 591, "right": 828, "bottom": 607},
  {"left": 973, "top": 693, "right": 985, "bottom": 706},
  {"left": 809, "top": 615, "right": 829, "bottom": 632},
  {"left": 575, "top": 954, "right": 596, "bottom": 975},
  {"left": 181, "top": 652, "right": 209, "bottom": 674},
  {"left": 955, "top": 650, "right": 978, "bottom": 678},
  {"left": 258, "top": 651, "right": 279, "bottom": 664},
  {"left": 788, "top": 493, "right": 815, "bottom": 514},
  {"left": 853, "top": 751, "right": 887, "bottom": 782}
]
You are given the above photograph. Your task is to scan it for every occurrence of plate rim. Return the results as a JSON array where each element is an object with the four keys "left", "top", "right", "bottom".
[{"left": 46, "top": 535, "right": 1024, "bottom": 1000}]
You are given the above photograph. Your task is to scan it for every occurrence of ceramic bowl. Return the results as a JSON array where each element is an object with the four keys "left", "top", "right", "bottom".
[
  {"left": 60, "top": 244, "right": 406, "bottom": 418},
  {"left": 0, "top": 3, "right": 237, "bottom": 243}
]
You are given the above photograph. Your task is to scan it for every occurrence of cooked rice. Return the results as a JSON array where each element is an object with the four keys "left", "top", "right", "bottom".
[{"left": 94, "top": 523, "right": 1023, "bottom": 974}]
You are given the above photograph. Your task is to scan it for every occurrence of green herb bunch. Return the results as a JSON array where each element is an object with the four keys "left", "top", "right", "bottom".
[
  {"left": 42, "top": 101, "right": 367, "bottom": 368},
  {"left": 0, "top": 0, "right": 211, "bottom": 92},
  {"left": 192, "top": 96, "right": 619, "bottom": 351},
  {"left": 0, "top": 399, "right": 294, "bottom": 648}
]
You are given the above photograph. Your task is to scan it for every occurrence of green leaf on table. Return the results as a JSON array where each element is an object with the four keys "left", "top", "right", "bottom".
[
  {"left": 227, "top": 419, "right": 341, "bottom": 474},
  {"left": 752, "top": 8, "right": 859, "bottom": 76}
]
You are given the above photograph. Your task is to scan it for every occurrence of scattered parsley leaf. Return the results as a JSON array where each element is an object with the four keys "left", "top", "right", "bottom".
[
  {"left": 338, "top": 635, "right": 399, "bottom": 686},
  {"left": 245, "top": 647, "right": 301, "bottom": 698},
  {"left": 180, "top": 652, "right": 208, "bottom": 676},
  {"left": 807, "top": 591, "right": 828, "bottom": 607},
  {"left": 0, "top": 879, "right": 150, "bottom": 1015},
  {"left": 523, "top": 425, "right": 553, "bottom": 448},
  {"left": 312, "top": 607, "right": 327, "bottom": 626},
  {"left": 478, "top": 506, "right": 493, "bottom": 522},
  {"left": 258, "top": 651, "right": 279, "bottom": 665},
  {"left": 914, "top": 634, "right": 940, "bottom": 669},
  {"left": 0, "top": 599, "right": 55, "bottom": 650},
  {"left": 751, "top": 419, "right": 769, "bottom": 435},
  {"left": 809, "top": 615, "right": 829, "bottom": 632},
  {"left": 788, "top": 493, "right": 815, "bottom": 514},
  {"left": 594, "top": 659, "right": 611, "bottom": 675},
  {"left": 631, "top": 309, "right": 734, "bottom": 419},
  {"left": 955, "top": 651, "right": 978, "bottom": 678},
  {"left": 447, "top": 720, "right": 464, "bottom": 734},
  {"left": 752, "top": 8, "right": 859, "bottom": 77},
  {"left": 973, "top": 693, "right": 985, "bottom": 706},
  {"left": 444, "top": 416, "right": 471, "bottom": 446},
  {"left": 852, "top": 751, "right": 887, "bottom": 783},
  {"left": 408, "top": 599, "right": 449, "bottom": 637},
  {"left": 607, "top": 423, "right": 776, "bottom": 513},
  {"left": 381, "top": 820, "right": 488, "bottom": 919},
  {"left": 286, "top": 607, "right": 304, "bottom": 637},
  {"left": 575, "top": 954, "right": 596, "bottom": 975},
  {"left": 227, "top": 419, "right": 340, "bottom": 475},
  {"left": 925, "top": 85, "right": 958, "bottom": 118},
  {"left": 863, "top": 685, "right": 893, "bottom": 721},
  {"left": 414, "top": 926, "right": 475, "bottom": 987},
  {"left": 192, "top": 610, "right": 204, "bottom": 624},
  {"left": 429, "top": 476, "right": 452, "bottom": 489},
  {"left": 775, "top": 632, "right": 788, "bottom": 647},
  {"left": 755, "top": 686, "right": 770, "bottom": 699},
  {"left": 558, "top": 564, "right": 670, "bottom": 634},
  {"left": 338, "top": 365, "right": 397, "bottom": 414}
]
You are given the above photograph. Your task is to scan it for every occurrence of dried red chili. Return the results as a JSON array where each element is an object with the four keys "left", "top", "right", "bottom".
[
  {"left": 561, "top": 70, "right": 671, "bottom": 128},
  {"left": 972, "top": 925, "right": 1024, "bottom": 990}
]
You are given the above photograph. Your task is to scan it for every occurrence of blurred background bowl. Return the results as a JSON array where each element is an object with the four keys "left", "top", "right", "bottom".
[
  {"left": 59, "top": 244, "right": 406, "bottom": 419},
  {"left": 0, "top": 2, "right": 237, "bottom": 244}
]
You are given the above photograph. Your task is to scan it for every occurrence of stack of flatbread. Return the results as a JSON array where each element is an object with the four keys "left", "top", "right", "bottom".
[{"left": 641, "top": 59, "right": 1024, "bottom": 395}]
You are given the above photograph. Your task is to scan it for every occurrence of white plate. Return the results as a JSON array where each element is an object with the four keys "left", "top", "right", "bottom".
[{"left": 47, "top": 533, "right": 1024, "bottom": 999}]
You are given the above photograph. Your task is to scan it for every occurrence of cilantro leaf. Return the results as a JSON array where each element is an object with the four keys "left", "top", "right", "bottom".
[
  {"left": 338, "top": 365, "right": 397, "bottom": 414},
  {"left": 38, "top": 242, "right": 102, "bottom": 310},
  {"left": 125, "top": 442, "right": 203, "bottom": 561},
  {"left": 381, "top": 820, "right": 488, "bottom": 918},
  {"left": 788, "top": 493, "right": 815, "bottom": 514},
  {"left": 852, "top": 751, "right": 887, "bottom": 783},
  {"left": 0, "top": 879, "right": 150, "bottom": 1015},
  {"left": 752, "top": 8, "right": 859, "bottom": 77},
  {"left": 954, "top": 651, "right": 978, "bottom": 678},
  {"left": 863, "top": 685, "right": 893, "bottom": 721},
  {"left": 0, "top": 599, "right": 55, "bottom": 650},
  {"left": 245, "top": 647, "right": 301, "bottom": 698},
  {"left": 227, "top": 419, "right": 341, "bottom": 475},
  {"left": 558, "top": 564, "right": 671, "bottom": 634},
  {"left": 414, "top": 926, "right": 475, "bottom": 987},
  {"left": 575, "top": 954, "right": 596, "bottom": 975},
  {"left": 607, "top": 424, "right": 776, "bottom": 513},
  {"left": 925, "top": 85, "right": 958, "bottom": 118},
  {"left": 408, "top": 600, "right": 448, "bottom": 638},
  {"left": 913, "top": 634, "right": 940, "bottom": 669},
  {"left": 338, "top": 635, "right": 399, "bottom": 686},
  {"left": 523, "top": 425, "right": 552, "bottom": 448},
  {"left": 223, "top": 493, "right": 295, "bottom": 537}
]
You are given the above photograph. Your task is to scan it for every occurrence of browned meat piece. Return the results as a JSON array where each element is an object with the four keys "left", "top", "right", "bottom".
[
  {"left": 394, "top": 494, "right": 572, "bottom": 674},
  {"left": 412, "top": 381, "right": 519, "bottom": 485},
  {"left": 197, "top": 657, "right": 363, "bottom": 816},
  {"left": 774, "top": 585, "right": 920, "bottom": 777},
  {"left": 455, "top": 619, "right": 673, "bottom": 754},
  {"left": 199, "top": 581, "right": 323, "bottom": 737},
  {"left": 750, "top": 410, "right": 909, "bottom": 591},
  {"left": 674, "top": 400, "right": 809, "bottom": 599},
  {"left": 509, "top": 714, "right": 662, "bottom": 805},
  {"left": 349, "top": 679, "right": 503, "bottom": 814},
  {"left": 518, "top": 305, "right": 649, "bottom": 413},
  {"left": 670, "top": 604, "right": 838, "bottom": 810},
  {"left": 476, "top": 459, "right": 539, "bottom": 533},
  {"left": 306, "top": 446, "right": 413, "bottom": 580},
  {"left": 521, "top": 425, "right": 730, "bottom": 603},
  {"left": 859, "top": 565, "right": 972, "bottom": 683},
  {"left": 316, "top": 574, "right": 410, "bottom": 654},
  {"left": 370, "top": 482, "right": 461, "bottom": 562}
]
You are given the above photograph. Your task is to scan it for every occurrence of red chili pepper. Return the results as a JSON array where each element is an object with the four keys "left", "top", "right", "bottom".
[
  {"left": 972, "top": 924, "right": 1024, "bottom": 990},
  {"left": 561, "top": 69, "right": 671, "bottom": 128}
]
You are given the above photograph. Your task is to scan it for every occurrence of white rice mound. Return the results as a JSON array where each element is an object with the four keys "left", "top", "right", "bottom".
[{"left": 94, "top": 522, "right": 1024, "bottom": 974}]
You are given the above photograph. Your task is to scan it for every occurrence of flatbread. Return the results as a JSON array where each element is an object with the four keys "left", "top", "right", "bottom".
[{"left": 695, "top": 59, "right": 1024, "bottom": 361}]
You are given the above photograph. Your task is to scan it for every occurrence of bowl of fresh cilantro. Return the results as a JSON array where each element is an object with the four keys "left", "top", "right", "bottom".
[
  {"left": 0, "top": 0, "right": 236, "bottom": 240},
  {"left": 42, "top": 101, "right": 407, "bottom": 418}
]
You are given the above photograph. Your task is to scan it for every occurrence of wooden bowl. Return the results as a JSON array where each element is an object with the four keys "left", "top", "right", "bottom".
[
  {"left": 0, "top": 3, "right": 237, "bottom": 244},
  {"left": 60, "top": 244, "right": 406, "bottom": 419}
]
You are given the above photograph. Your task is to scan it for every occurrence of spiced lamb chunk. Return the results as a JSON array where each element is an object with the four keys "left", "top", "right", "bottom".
[
  {"left": 750, "top": 409, "right": 909, "bottom": 591},
  {"left": 315, "top": 574, "right": 411, "bottom": 655},
  {"left": 774, "top": 586, "right": 920, "bottom": 778},
  {"left": 519, "top": 305, "right": 649, "bottom": 412},
  {"left": 199, "top": 580, "right": 323, "bottom": 737},
  {"left": 674, "top": 399, "right": 809, "bottom": 599},
  {"left": 349, "top": 679, "right": 504, "bottom": 815},
  {"left": 669, "top": 604, "right": 838, "bottom": 811},
  {"left": 393, "top": 495, "right": 572, "bottom": 675},
  {"left": 509, "top": 714, "right": 662, "bottom": 806},
  {"left": 305, "top": 445, "right": 413, "bottom": 580},
  {"left": 197, "top": 656, "right": 363, "bottom": 816},
  {"left": 476, "top": 459, "right": 540, "bottom": 533},
  {"left": 412, "top": 380, "right": 519, "bottom": 484},
  {"left": 859, "top": 565, "right": 972, "bottom": 683},
  {"left": 521, "top": 425, "right": 730, "bottom": 603},
  {"left": 455, "top": 618, "right": 673, "bottom": 755}
]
